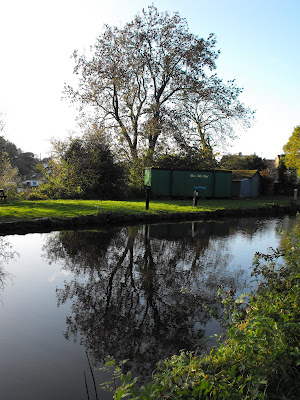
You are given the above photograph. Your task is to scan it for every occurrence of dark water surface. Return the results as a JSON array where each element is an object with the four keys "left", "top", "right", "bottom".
[{"left": 0, "top": 216, "right": 296, "bottom": 399}]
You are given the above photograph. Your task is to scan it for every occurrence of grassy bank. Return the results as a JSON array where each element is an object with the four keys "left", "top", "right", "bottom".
[{"left": 0, "top": 197, "right": 296, "bottom": 223}]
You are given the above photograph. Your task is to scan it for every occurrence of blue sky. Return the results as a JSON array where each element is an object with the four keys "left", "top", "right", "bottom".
[{"left": 0, "top": 0, "right": 299, "bottom": 159}]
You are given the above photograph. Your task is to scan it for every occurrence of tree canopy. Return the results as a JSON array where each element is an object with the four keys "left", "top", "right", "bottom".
[
  {"left": 219, "top": 153, "right": 266, "bottom": 171},
  {"left": 178, "top": 76, "right": 253, "bottom": 157},
  {"left": 65, "top": 5, "right": 253, "bottom": 164},
  {"left": 283, "top": 125, "right": 300, "bottom": 174}
]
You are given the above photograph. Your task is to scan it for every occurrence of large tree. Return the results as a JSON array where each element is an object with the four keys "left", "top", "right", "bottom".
[
  {"left": 65, "top": 6, "right": 221, "bottom": 163},
  {"left": 65, "top": 5, "right": 253, "bottom": 164},
  {"left": 283, "top": 125, "right": 300, "bottom": 174}
]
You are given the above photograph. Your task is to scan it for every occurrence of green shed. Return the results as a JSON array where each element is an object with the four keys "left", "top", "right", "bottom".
[
  {"left": 144, "top": 168, "right": 172, "bottom": 196},
  {"left": 171, "top": 170, "right": 214, "bottom": 197},
  {"left": 144, "top": 168, "right": 232, "bottom": 198},
  {"left": 214, "top": 170, "right": 233, "bottom": 198}
]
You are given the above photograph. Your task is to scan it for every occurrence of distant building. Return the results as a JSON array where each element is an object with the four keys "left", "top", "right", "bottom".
[
  {"left": 275, "top": 154, "right": 285, "bottom": 168},
  {"left": 264, "top": 159, "right": 276, "bottom": 170},
  {"left": 23, "top": 179, "right": 43, "bottom": 188}
]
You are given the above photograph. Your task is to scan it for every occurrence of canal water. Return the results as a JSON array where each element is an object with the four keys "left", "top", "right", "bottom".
[{"left": 0, "top": 215, "right": 296, "bottom": 399}]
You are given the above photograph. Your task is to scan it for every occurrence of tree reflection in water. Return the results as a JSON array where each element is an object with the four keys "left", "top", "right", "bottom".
[
  {"left": 43, "top": 220, "right": 246, "bottom": 380},
  {"left": 0, "top": 236, "right": 17, "bottom": 301}
]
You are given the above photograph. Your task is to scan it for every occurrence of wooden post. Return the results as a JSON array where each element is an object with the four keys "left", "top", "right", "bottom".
[
  {"left": 193, "top": 190, "right": 198, "bottom": 207},
  {"left": 145, "top": 186, "right": 150, "bottom": 210}
]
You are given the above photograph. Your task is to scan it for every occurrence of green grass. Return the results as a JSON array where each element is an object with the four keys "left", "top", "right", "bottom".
[{"left": 0, "top": 197, "right": 295, "bottom": 223}]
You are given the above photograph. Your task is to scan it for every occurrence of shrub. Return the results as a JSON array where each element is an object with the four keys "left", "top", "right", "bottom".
[{"left": 35, "top": 133, "right": 127, "bottom": 200}]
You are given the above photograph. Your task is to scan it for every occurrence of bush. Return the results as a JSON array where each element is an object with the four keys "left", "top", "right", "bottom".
[{"left": 35, "top": 133, "right": 127, "bottom": 200}]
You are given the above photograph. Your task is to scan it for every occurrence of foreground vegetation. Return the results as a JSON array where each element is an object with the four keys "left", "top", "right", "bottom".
[
  {"left": 0, "top": 197, "right": 296, "bottom": 223},
  {"left": 101, "top": 221, "right": 300, "bottom": 399}
]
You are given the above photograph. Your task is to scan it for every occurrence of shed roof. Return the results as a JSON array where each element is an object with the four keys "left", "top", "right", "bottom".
[{"left": 231, "top": 170, "right": 259, "bottom": 181}]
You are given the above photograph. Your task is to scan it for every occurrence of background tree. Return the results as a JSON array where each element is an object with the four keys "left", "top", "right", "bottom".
[
  {"left": 0, "top": 115, "right": 19, "bottom": 195},
  {"left": 283, "top": 125, "right": 300, "bottom": 174},
  {"left": 0, "top": 135, "right": 39, "bottom": 178},
  {"left": 0, "top": 112, "right": 4, "bottom": 134},
  {"left": 14, "top": 152, "right": 39, "bottom": 177},
  {"left": 276, "top": 157, "right": 297, "bottom": 194},
  {"left": 152, "top": 149, "right": 218, "bottom": 170},
  {"left": 219, "top": 153, "right": 266, "bottom": 170}
]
